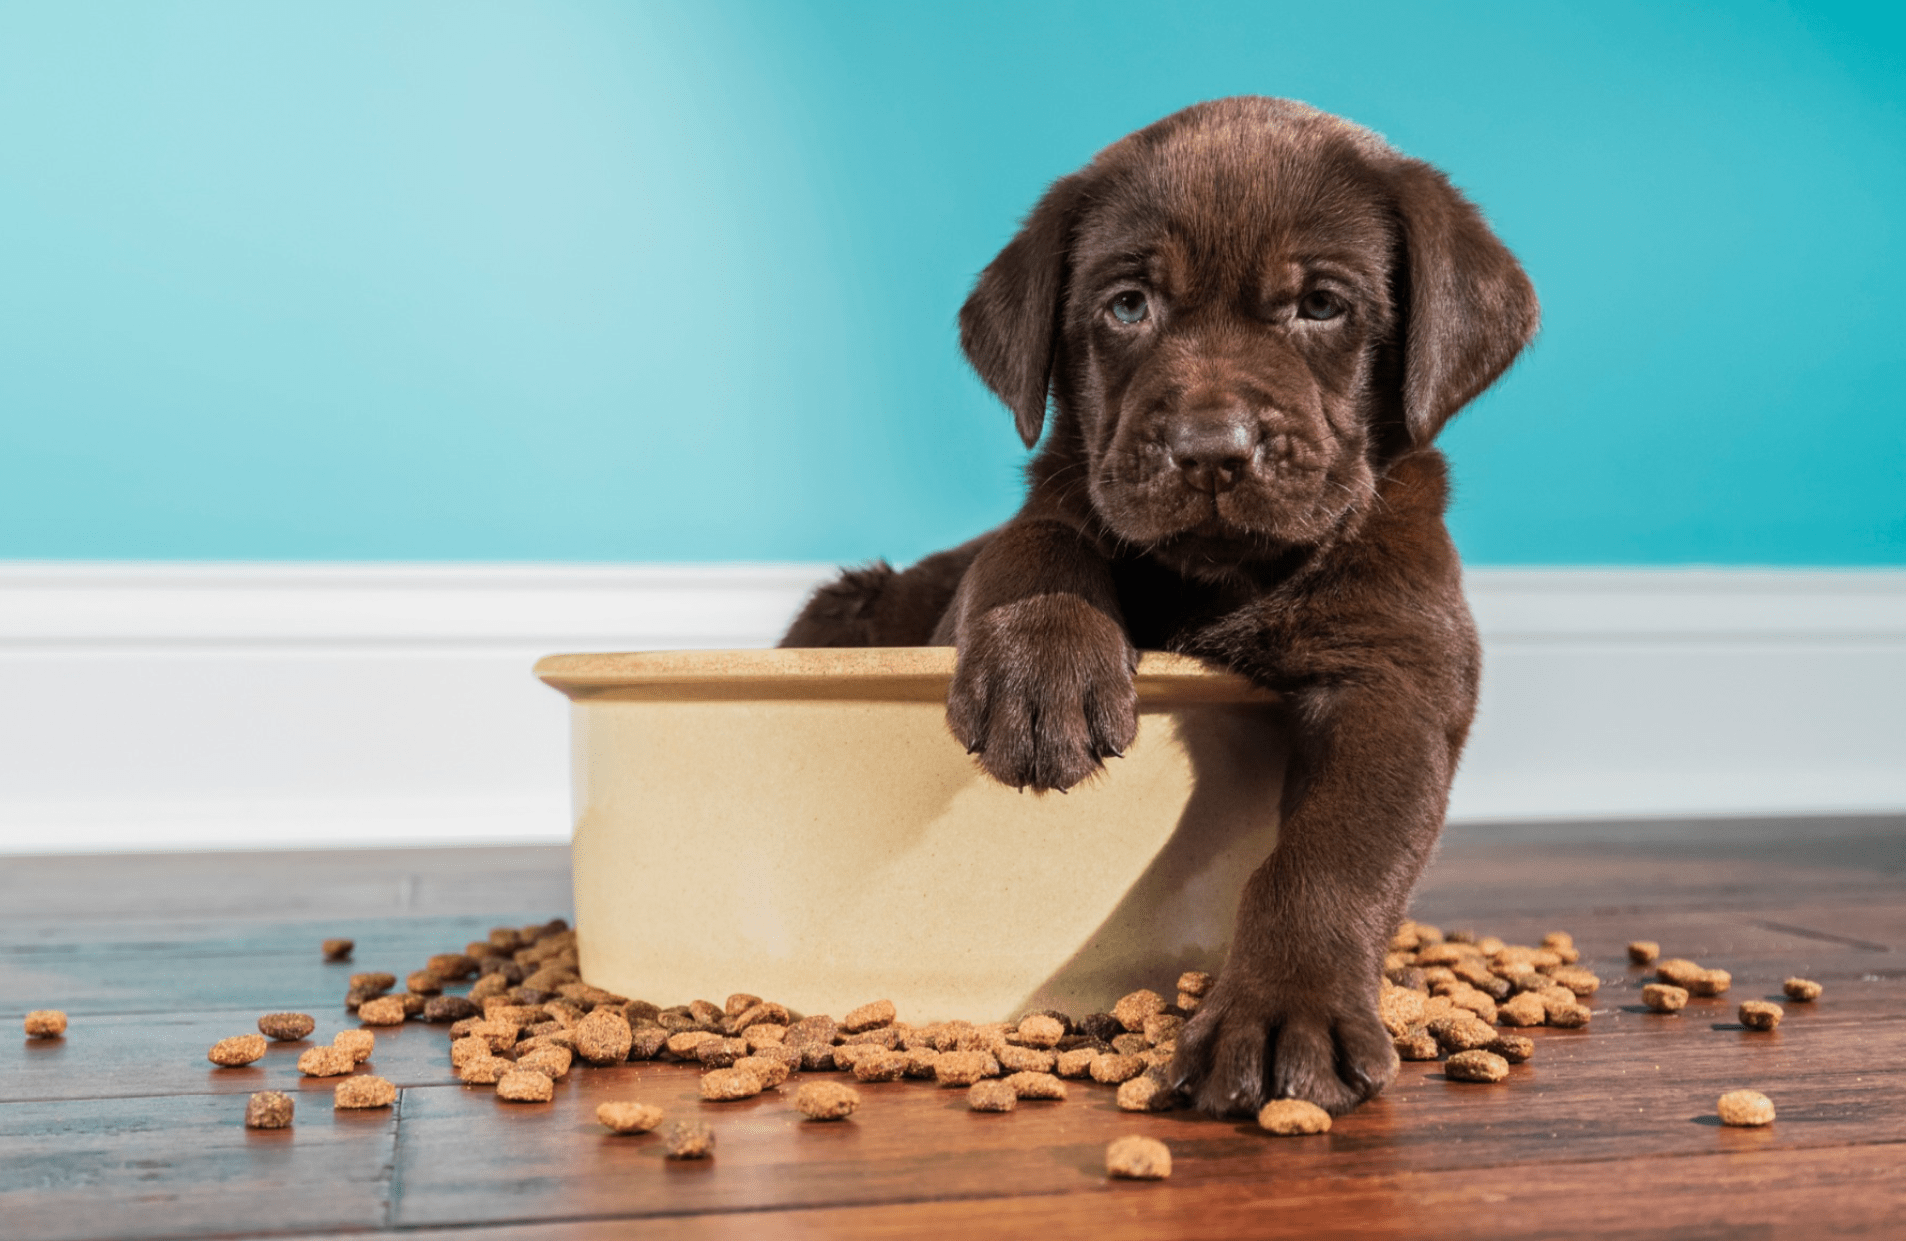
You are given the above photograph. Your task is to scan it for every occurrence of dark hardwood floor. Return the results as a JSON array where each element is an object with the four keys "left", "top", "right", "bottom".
[{"left": 3, "top": 816, "right": 1902, "bottom": 1240}]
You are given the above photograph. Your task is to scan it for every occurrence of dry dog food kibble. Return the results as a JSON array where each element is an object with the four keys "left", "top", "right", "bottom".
[
  {"left": 1688, "top": 969, "right": 1732, "bottom": 997},
  {"left": 458, "top": 1056, "right": 514, "bottom": 1085},
  {"left": 1643, "top": 983, "right": 1689, "bottom": 1013},
  {"left": 1486, "top": 1034, "right": 1535, "bottom": 1063},
  {"left": 734, "top": 1055, "right": 790, "bottom": 1089},
  {"left": 334, "top": 1075, "right": 397, "bottom": 1109},
  {"left": 1656, "top": 959, "right": 1704, "bottom": 988},
  {"left": 1112, "top": 989, "right": 1167, "bottom": 1032},
  {"left": 851, "top": 1049, "right": 908, "bottom": 1083},
  {"left": 334, "top": 1029, "right": 376, "bottom": 1063},
  {"left": 1115, "top": 1073, "right": 1174, "bottom": 1112},
  {"left": 967, "top": 1080, "right": 1017, "bottom": 1112},
  {"left": 795, "top": 1080, "right": 861, "bottom": 1120},
  {"left": 1738, "top": 1000, "right": 1784, "bottom": 1031},
  {"left": 701, "top": 1067, "right": 764, "bottom": 1101},
  {"left": 208, "top": 1035, "right": 269, "bottom": 1067},
  {"left": 1717, "top": 1089, "right": 1775, "bottom": 1127},
  {"left": 518, "top": 1046, "right": 573, "bottom": 1080},
  {"left": 1015, "top": 1014, "right": 1065, "bottom": 1048},
  {"left": 1627, "top": 940, "right": 1660, "bottom": 965},
  {"left": 322, "top": 938, "right": 354, "bottom": 961},
  {"left": 598, "top": 1101, "right": 666, "bottom": 1133},
  {"left": 258, "top": 1012, "right": 315, "bottom": 1041},
  {"left": 934, "top": 1051, "right": 999, "bottom": 1086},
  {"left": 245, "top": 1090, "right": 295, "bottom": 1129},
  {"left": 24, "top": 1010, "right": 68, "bottom": 1039},
  {"left": 1394, "top": 1029, "right": 1440, "bottom": 1060},
  {"left": 496, "top": 1069, "right": 555, "bottom": 1103},
  {"left": 1445, "top": 1050, "right": 1511, "bottom": 1083},
  {"left": 1105, "top": 1135, "right": 1172, "bottom": 1180},
  {"left": 358, "top": 996, "right": 408, "bottom": 1026},
  {"left": 297, "top": 1046, "right": 356, "bottom": 1077},
  {"left": 1257, "top": 1098, "right": 1332, "bottom": 1135},
  {"left": 1055, "top": 1047, "right": 1098, "bottom": 1078},
  {"left": 574, "top": 1010, "right": 634, "bottom": 1065},
  {"left": 664, "top": 1120, "right": 715, "bottom": 1159},
  {"left": 1784, "top": 978, "right": 1823, "bottom": 1002},
  {"left": 841, "top": 999, "right": 896, "bottom": 1033},
  {"left": 1004, "top": 1071, "right": 1067, "bottom": 1100},
  {"left": 1427, "top": 1014, "right": 1498, "bottom": 1053}
]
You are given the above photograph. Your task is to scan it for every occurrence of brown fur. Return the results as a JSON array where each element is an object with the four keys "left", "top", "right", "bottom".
[{"left": 782, "top": 97, "right": 1538, "bottom": 1116}]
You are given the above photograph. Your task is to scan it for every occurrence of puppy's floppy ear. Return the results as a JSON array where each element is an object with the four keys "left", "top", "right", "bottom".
[
  {"left": 1391, "top": 160, "right": 1540, "bottom": 446},
  {"left": 960, "top": 172, "right": 1091, "bottom": 448}
]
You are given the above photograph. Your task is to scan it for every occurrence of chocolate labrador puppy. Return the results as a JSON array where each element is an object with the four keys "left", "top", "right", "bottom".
[{"left": 782, "top": 96, "right": 1537, "bottom": 1116}]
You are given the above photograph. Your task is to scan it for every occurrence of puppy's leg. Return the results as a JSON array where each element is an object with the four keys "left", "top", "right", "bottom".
[
  {"left": 940, "top": 519, "right": 1137, "bottom": 791},
  {"left": 1170, "top": 637, "right": 1474, "bottom": 1115},
  {"left": 780, "top": 536, "right": 990, "bottom": 648}
]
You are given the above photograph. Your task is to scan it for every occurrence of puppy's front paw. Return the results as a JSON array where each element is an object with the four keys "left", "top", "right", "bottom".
[
  {"left": 946, "top": 595, "right": 1137, "bottom": 792},
  {"left": 1169, "top": 973, "right": 1397, "bottom": 1117}
]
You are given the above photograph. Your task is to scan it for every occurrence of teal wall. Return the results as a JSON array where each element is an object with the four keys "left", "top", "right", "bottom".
[{"left": 1, "top": 1, "right": 1900, "bottom": 565}]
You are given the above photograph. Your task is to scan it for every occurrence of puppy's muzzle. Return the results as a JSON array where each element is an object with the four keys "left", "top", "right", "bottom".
[{"left": 1167, "top": 409, "right": 1259, "bottom": 495}]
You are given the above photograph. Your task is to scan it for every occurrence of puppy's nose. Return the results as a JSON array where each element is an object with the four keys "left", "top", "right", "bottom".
[{"left": 1168, "top": 415, "right": 1257, "bottom": 495}]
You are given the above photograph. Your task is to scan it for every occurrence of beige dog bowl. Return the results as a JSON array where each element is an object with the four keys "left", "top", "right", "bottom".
[{"left": 535, "top": 648, "right": 1285, "bottom": 1022}]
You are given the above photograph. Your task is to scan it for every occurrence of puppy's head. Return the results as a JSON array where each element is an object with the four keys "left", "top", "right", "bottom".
[{"left": 961, "top": 97, "right": 1538, "bottom": 578}]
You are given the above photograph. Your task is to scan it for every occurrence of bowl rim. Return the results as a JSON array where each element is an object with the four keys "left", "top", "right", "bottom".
[{"left": 535, "top": 648, "right": 1275, "bottom": 704}]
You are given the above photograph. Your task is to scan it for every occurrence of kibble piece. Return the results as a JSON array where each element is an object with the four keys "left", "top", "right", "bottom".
[
  {"left": 1394, "top": 1029, "right": 1440, "bottom": 1061},
  {"left": 335, "top": 1075, "right": 397, "bottom": 1109},
  {"left": 358, "top": 996, "right": 408, "bottom": 1026},
  {"left": 1090, "top": 1053, "right": 1146, "bottom": 1085},
  {"left": 841, "top": 999, "right": 896, "bottom": 1033},
  {"left": 934, "top": 1050, "right": 1000, "bottom": 1086},
  {"left": 1105, "top": 1134, "right": 1171, "bottom": 1180},
  {"left": 245, "top": 1090, "right": 295, "bottom": 1129},
  {"left": 630, "top": 1027, "right": 670, "bottom": 1061},
  {"left": 405, "top": 970, "right": 443, "bottom": 996},
  {"left": 1544, "top": 1001, "right": 1592, "bottom": 1028},
  {"left": 1496, "top": 991, "right": 1548, "bottom": 1027},
  {"left": 428, "top": 953, "right": 479, "bottom": 980},
  {"left": 458, "top": 1055, "right": 514, "bottom": 1085},
  {"left": 424, "top": 996, "right": 479, "bottom": 1024},
  {"left": 208, "top": 1034, "right": 269, "bottom": 1067},
  {"left": 1257, "top": 1098, "right": 1332, "bottom": 1135},
  {"left": 1627, "top": 940, "right": 1661, "bottom": 965},
  {"left": 701, "top": 1067, "right": 765, "bottom": 1101},
  {"left": 598, "top": 1101, "right": 666, "bottom": 1134},
  {"left": 1783, "top": 977, "right": 1823, "bottom": 1002},
  {"left": 1141, "top": 1013, "right": 1184, "bottom": 1047},
  {"left": 322, "top": 938, "right": 354, "bottom": 961},
  {"left": 744, "top": 1025, "right": 788, "bottom": 1052},
  {"left": 575, "top": 1010, "right": 634, "bottom": 1065},
  {"left": 667, "top": 1030, "right": 719, "bottom": 1060},
  {"left": 1055, "top": 1047, "right": 1098, "bottom": 1078},
  {"left": 23, "top": 1010, "right": 67, "bottom": 1039},
  {"left": 1379, "top": 983, "right": 1428, "bottom": 1035},
  {"left": 496, "top": 1069, "right": 555, "bottom": 1102},
  {"left": 1717, "top": 1089, "right": 1775, "bottom": 1127},
  {"left": 297, "top": 1046, "right": 356, "bottom": 1077},
  {"left": 1177, "top": 970, "right": 1214, "bottom": 998},
  {"left": 1656, "top": 958, "right": 1704, "bottom": 987},
  {"left": 697, "top": 1037, "right": 749, "bottom": 1069},
  {"left": 1076, "top": 1013, "right": 1124, "bottom": 1043},
  {"left": 852, "top": 1049, "right": 909, "bottom": 1083},
  {"left": 1643, "top": 983, "right": 1689, "bottom": 1013},
  {"left": 664, "top": 1120, "right": 715, "bottom": 1159},
  {"left": 1486, "top": 1034, "right": 1535, "bottom": 1063},
  {"left": 1549, "top": 967, "right": 1601, "bottom": 997},
  {"left": 795, "top": 1080, "right": 860, "bottom": 1120},
  {"left": 450, "top": 1036, "right": 492, "bottom": 1069},
  {"left": 1115, "top": 1074, "right": 1175, "bottom": 1113},
  {"left": 1739, "top": 1000, "right": 1784, "bottom": 1031},
  {"left": 1112, "top": 989, "right": 1167, "bottom": 1032},
  {"left": 257, "top": 1012, "right": 315, "bottom": 1042},
  {"left": 784, "top": 1015, "right": 838, "bottom": 1048},
  {"left": 518, "top": 1046, "right": 573, "bottom": 1080},
  {"left": 997, "top": 1044, "right": 1056, "bottom": 1074},
  {"left": 1689, "top": 969, "right": 1732, "bottom": 997},
  {"left": 967, "top": 1079, "right": 1017, "bottom": 1112},
  {"left": 333, "top": 1029, "right": 376, "bottom": 1063},
  {"left": 348, "top": 972, "right": 396, "bottom": 995},
  {"left": 1445, "top": 1050, "right": 1510, "bottom": 1083},
  {"left": 1016, "top": 1014, "right": 1065, "bottom": 1049},
  {"left": 1427, "top": 1014, "right": 1497, "bottom": 1053},
  {"left": 1005, "top": 1071, "right": 1068, "bottom": 1100},
  {"left": 735, "top": 1054, "right": 791, "bottom": 1088}
]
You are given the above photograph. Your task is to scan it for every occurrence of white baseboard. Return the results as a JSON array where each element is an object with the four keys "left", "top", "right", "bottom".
[{"left": 1, "top": 562, "right": 1901, "bottom": 852}]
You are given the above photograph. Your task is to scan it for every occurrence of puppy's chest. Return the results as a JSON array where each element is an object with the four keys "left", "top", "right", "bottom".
[{"left": 1112, "top": 563, "right": 1289, "bottom": 651}]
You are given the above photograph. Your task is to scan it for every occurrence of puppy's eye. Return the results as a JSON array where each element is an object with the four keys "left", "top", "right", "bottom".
[
  {"left": 1297, "top": 290, "right": 1345, "bottom": 321},
  {"left": 1110, "top": 291, "right": 1150, "bottom": 324}
]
